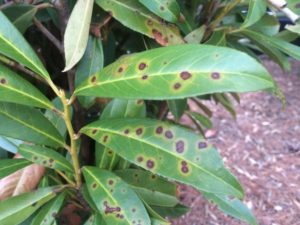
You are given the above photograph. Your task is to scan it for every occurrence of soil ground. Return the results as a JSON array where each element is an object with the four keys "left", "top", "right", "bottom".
[{"left": 172, "top": 59, "right": 300, "bottom": 225}]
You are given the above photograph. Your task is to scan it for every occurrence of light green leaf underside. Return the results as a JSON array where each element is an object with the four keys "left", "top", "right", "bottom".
[
  {"left": 95, "top": 0, "right": 183, "bottom": 46},
  {"left": 286, "top": 24, "right": 300, "bottom": 35},
  {"left": 0, "top": 11, "right": 49, "bottom": 79},
  {"left": 203, "top": 192, "right": 258, "bottom": 225},
  {"left": 139, "top": 0, "right": 180, "bottom": 23},
  {"left": 83, "top": 167, "right": 151, "bottom": 225},
  {"left": 75, "top": 44, "right": 274, "bottom": 99},
  {"left": 0, "top": 158, "right": 31, "bottom": 179},
  {"left": 18, "top": 144, "right": 73, "bottom": 173},
  {"left": 63, "top": 0, "right": 94, "bottom": 71},
  {"left": 0, "top": 64, "right": 53, "bottom": 109},
  {"left": 0, "top": 187, "right": 58, "bottom": 225},
  {"left": 241, "top": 0, "right": 267, "bottom": 28},
  {"left": 81, "top": 118, "right": 244, "bottom": 198},
  {"left": 0, "top": 103, "right": 65, "bottom": 148}
]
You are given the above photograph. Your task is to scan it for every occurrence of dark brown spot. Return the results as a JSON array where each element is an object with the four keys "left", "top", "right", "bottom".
[
  {"left": 136, "top": 99, "right": 144, "bottom": 105},
  {"left": 107, "top": 150, "right": 113, "bottom": 155},
  {"left": 146, "top": 160, "right": 155, "bottom": 169},
  {"left": 104, "top": 201, "right": 121, "bottom": 214},
  {"left": 141, "top": 75, "right": 148, "bottom": 80},
  {"left": 138, "top": 63, "right": 147, "bottom": 70},
  {"left": 147, "top": 19, "right": 153, "bottom": 26},
  {"left": 165, "top": 130, "right": 174, "bottom": 139},
  {"left": 103, "top": 135, "right": 108, "bottom": 143},
  {"left": 43, "top": 160, "right": 47, "bottom": 164},
  {"left": 198, "top": 142, "right": 207, "bottom": 149},
  {"left": 181, "top": 160, "right": 187, "bottom": 166},
  {"left": 136, "top": 128, "right": 143, "bottom": 135},
  {"left": 118, "top": 67, "right": 124, "bottom": 73},
  {"left": 0, "top": 78, "right": 6, "bottom": 84},
  {"left": 91, "top": 76, "right": 97, "bottom": 83},
  {"left": 211, "top": 72, "right": 220, "bottom": 79},
  {"left": 137, "top": 156, "right": 144, "bottom": 162},
  {"left": 119, "top": 215, "right": 124, "bottom": 219},
  {"left": 181, "top": 166, "right": 189, "bottom": 173},
  {"left": 33, "top": 156, "right": 38, "bottom": 160},
  {"left": 152, "top": 29, "right": 168, "bottom": 46},
  {"left": 134, "top": 173, "right": 139, "bottom": 178},
  {"left": 124, "top": 129, "right": 130, "bottom": 134},
  {"left": 92, "top": 129, "right": 97, "bottom": 134},
  {"left": 156, "top": 126, "right": 163, "bottom": 134},
  {"left": 92, "top": 183, "right": 97, "bottom": 188},
  {"left": 176, "top": 140, "right": 185, "bottom": 153},
  {"left": 160, "top": 6, "right": 165, "bottom": 10},
  {"left": 151, "top": 175, "right": 156, "bottom": 179},
  {"left": 173, "top": 82, "right": 181, "bottom": 90},
  {"left": 49, "top": 158, "right": 54, "bottom": 163},
  {"left": 180, "top": 71, "right": 192, "bottom": 80},
  {"left": 108, "top": 179, "right": 114, "bottom": 185}
]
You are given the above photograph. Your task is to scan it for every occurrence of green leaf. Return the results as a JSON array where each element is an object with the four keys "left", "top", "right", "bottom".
[
  {"left": 205, "top": 31, "right": 227, "bottom": 46},
  {"left": 83, "top": 166, "right": 151, "bottom": 225},
  {"left": 242, "top": 29, "right": 300, "bottom": 60},
  {"left": 115, "top": 169, "right": 178, "bottom": 207},
  {"left": 151, "top": 218, "right": 171, "bottom": 225},
  {"left": 95, "top": 0, "right": 183, "bottom": 46},
  {"left": 203, "top": 192, "right": 258, "bottom": 225},
  {"left": 31, "top": 191, "right": 67, "bottom": 225},
  {"left": 187, "top": 111, "right": 213, "bottom": 129},
  {"left": 0, "top": 136, "right": 22, "bottom": 154},
  {"left": 286, "top": 24, "right": 300, "bottom": 35},
  {"left": 75, "top": 35, "right": 104, "bottom": 108},
  {"left": 0, "top": 11, "right": 50, "bottom": 79},
  {"left": 0, "top": 158, "right": 31, "bottom": 179},
  {"left": 250, "top": 15, "right": 280, "bottom": 36},
  {"left": 0, "top": 103, "right": 65, "bottom": 148},
  {"left": 152, "top": 204, "right": 189, "bottom": 218},
  {"left": 241, "top": 0, "right": 267, "bottom": 28},
  {"left": 18, "top": 144, "right": 73, "bottom": 173},
  {"left": 84, "top": 214, "right": 106, "bottom": 225},
  {"left": 167, "top": 99, "right": 187, "bottom": 121},
  {"left": 2, "top": 4, "right": 37, "bottom": 34},
  {"left": 184, "top": 25, "right": 206, "bottom": 44},
  {"left": 214, "top": 93, "right": 236, "bottom": 119},
  {"left": 139, "top": 0, "right": 180, "bottom": 23},
  {"left": 75, "top": 44, "right": 275, "bottom": 99},
  {"left": 0, "top": 186, "right": 59, "bottom": 225},
  {"left": 81, "top": 118, "right": 244, "bottom": 198},
  {"left": 63, "top": 0, "right": 94, "bottom": 71},
  {"left": 0, "top": 64, "right": 53, "bottom": 109}
]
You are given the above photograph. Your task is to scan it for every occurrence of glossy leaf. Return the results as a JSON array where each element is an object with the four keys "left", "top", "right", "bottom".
[
  {"left": 63, "top": 0, "right": 94, "bottom": 71},
  {"left": 203, "top": 192, "right": 258, "bottom": 225},
  {"left": 0, "top": 11, "right": 49, "bottom": 79},
  {"left": 139, "top": 0, "right": 180, "bottom": 23},
  {"left": 31, "top": 191, "right": 66, "bottom": 225},
  {"left": 115, "top": 169, "right": 178, "bottom": 207},
  {"left": 167, "top": 99, "right": 187, "bottom": 121},
  {"left": 0, "top": 103, "right": 65, "bottom": 148},
  {"left": 75, "top": 44, "right": 275, "bottom": 99},
  {"left": 0, "top": 158, "right": 31, "bottom": 179},
  {"left": 75, "top": 36, "right": 104, "bottom": 108},
  {"left": 0, "top": 136, "right": 22, "bottom": 154},
  {"left": 83, "top": 166, "right": 151, "bottom": 225},
  {"left": 241, "top": 0, "right": 267, "bottom": 28},
  {"left": 0, "top": 64, "right": 53, "bottom": 109},
  {"left": 18, "top": 144, "right": 73, "bottom": 173},
  {"left": 95, "top": 0, "right": 183, "bottom": 46},
  {"left": 81, "top": 118, "right": 244, "bottom": 198},
  {"left": 2, "top": 4, "right": 37, "bottom": 33},
  {"left": 242, "top": 29, "right": 300, "bottom": 60},
  {"left": 0, "top": 186, "right": 59, "bottom": 225}
]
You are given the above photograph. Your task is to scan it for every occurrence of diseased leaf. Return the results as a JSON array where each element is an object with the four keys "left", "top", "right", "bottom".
[
  {"left": 241, "top": 0, "right": 267, "bottom": 28},
  {"left": 18, "top": 144, "right": 73, "bottom": 173},
  {"left": 203, "top": 192, "right": 258, "bottom": 225},
  {"left": 139, "top": 0, "right": 180, "bottom": 23},
  {"left": 0, "top": 103, "right": 65, "bottom": 148},
  {"left": 75, "top": 44, "right": 275, "bottom": 99},
  {"left": 0, "top": 159, "right": 31, "bottom": 179},
  {"left": 0, "top": 11, "right": 49, "bottom": 79},
  {"left": 63, "top": 0, "right": 94, "bottom": 71},
  {"left": 0, "top": 64, "right": 53, "bottom": 109},
  {"left": 31, "top": 191, "right": 67, "bottom": 225},
  {"left": 0, "top": 186, "right": 59, "bottom": 225},
  {"left": 81, "top": 118, "right": 244, "bottom": 198},
  {"left": 2, "top": 4, "right": 37, "bottom": 33},
  {"left": 95, "top": 0, "right": 183, "bottom": 46},
  {"left": 83, "top": 166, "right": 151, "bottom": 225}
]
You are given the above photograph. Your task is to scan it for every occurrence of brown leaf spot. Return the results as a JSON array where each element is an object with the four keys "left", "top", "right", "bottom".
[
  {"left": 198, "top": 142, "right": 207, "bottom": 149},
  {"left": 0, "top": 78, "right": 7, "bottom": 84},
  {"left": 91, "top": 76, "right": 97, "bottom": 83},
  {"left": 118, "top": 66, "right": 124, "bottom": 73},
  {"left": 33, "top": 156, "right": 38, "bottom": 160},
  {"left": 176, "top": 140, "right": 185, "bottom": 153},
  {"left": 124, "top": 129, "right": 130, "bottom": 135},
  {"left": 49, "top": 158, "right": 54, "bottom": 163},
  {"left": 146, "top": 160, "right": 155, "bottom": 169},
  {"left": 165, "top": 130, "right": 174, "bottom": 139},
  {"left": 136, "top": 128, "right": 143, "bottom": 135},
  {"left": 156, "top": 126, "right": 163, "bottom": 134},
  {"left": 103, "top": 201, "right": 121, "bottom": 214},
  {"left": 173, "top": 82, "right": 181, "bottom": 90},
  {"left": 137, "top": 156, "right": 144, "bottom": 162},
  {"left": 136, "top": 99, "right": 144, "bottom": 105},
  {"left": 141, "top": 75, "right": 148, "bottom": 80},
  {"left": 92, "top": 183, "right": 97, "bottom": 189},
  {"left": 160, "top": 6, "right": 165, "bottom": 10},
  {"left": 147, "top": 19, "right": 153, "bottom": 26},
  {"left": 138, "top": 62, "right": 147, "bottom": 70},
  {"left": 92, "top": 129, "right": 97, "bottom": 134},
  {"left": 180, "top": 71, "right": 192, "bottom": 80},
  {"left": 103, "top": 135, "right": 108, "bottom": 143},
  {"left": 181, "top": 160, "right": 187, "bottom": 166},
  {"left": 152, "top": 29, "right": 168, "bottom": 46},
  {"left": 108, "top": 179, "right": 114, "bottom": 185},
  {"left": 211, "top": 72, "right": 220, "bottom": 79},
  {"left": 181, "top": 166, "right": 189, "bottom": 173}
]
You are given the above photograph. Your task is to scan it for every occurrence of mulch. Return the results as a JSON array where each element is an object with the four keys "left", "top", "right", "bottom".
[{"left": 172, "top": 59, "right": 300, "bottom": 225}]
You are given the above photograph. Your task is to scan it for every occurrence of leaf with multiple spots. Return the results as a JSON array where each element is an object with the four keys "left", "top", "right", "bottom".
[
  {"left": 83, "top": 166, "right": 151, "bottom": 225},
  {"left": 0, "top": 11, "right": 50, "bottom": 79},
  {"left": 94, "top": 0, "right": 183, "bottom": 46},
  {"left": 75, "top": 44, "right": 275, "bottom": 99},
  {"left": 0, "top": 186, "right": 59, "bottom": 225},
  {"left": 139, "top": 0, "right": 180, "bottom": 23},
  {"left": 0, "top": 64, "right": 53, "bottom": 109},
  {"left": 241, "top": 0, "right": 267, "bottom": 28},
  {"left": 115, "top": 169, "right": 178, "bottom": 207},
  {"left": 81, "top": 118, "right": 244, "bottom": 198},
  {"left": 31, "top": 191, "right": 67, "bottom": 225},
  {"left": 0, "top": 103, "right": 65, "bottom": 148},
  {"left": 0, "top": 158, "right": 31, "bottom": 179},
  {"left": 18, "top": 144, "right": 73, "bottom": 173},
  {"left": 203, "top": 192, "right": 258, "bottom": 225}
]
